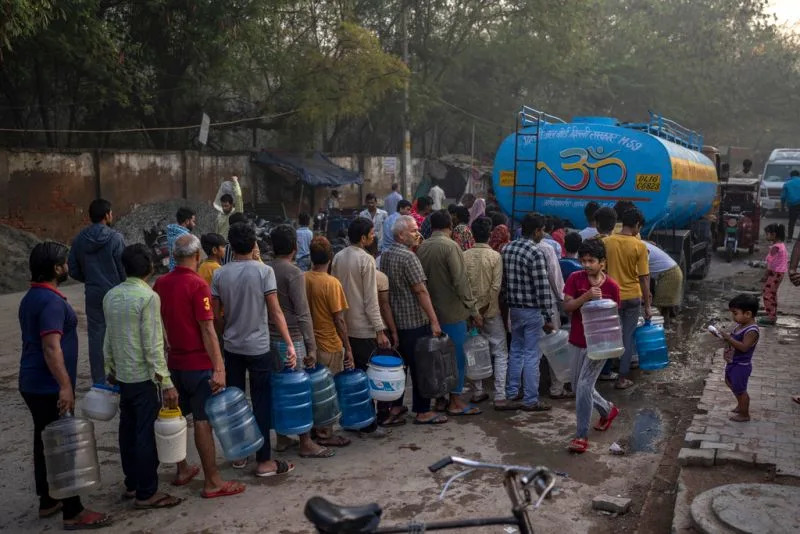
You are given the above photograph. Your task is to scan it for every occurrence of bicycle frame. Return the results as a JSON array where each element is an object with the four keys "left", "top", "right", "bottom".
[{"left": 373, "top": 456, "right": 555, "bottom": 534}]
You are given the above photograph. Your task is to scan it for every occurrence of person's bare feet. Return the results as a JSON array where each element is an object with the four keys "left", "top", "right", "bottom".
[{"left": 729, "top": 414, "right": 750, "bottom": 422}]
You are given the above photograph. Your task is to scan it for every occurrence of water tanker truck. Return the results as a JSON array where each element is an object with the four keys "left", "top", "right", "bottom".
[{"left": 492, "top": 107, "right": 719, "bottom": 279}]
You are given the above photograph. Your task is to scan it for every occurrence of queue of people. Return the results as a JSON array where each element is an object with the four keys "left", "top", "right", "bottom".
[{"left": 19, "top": 185, "right": 688, "bottom": 529}]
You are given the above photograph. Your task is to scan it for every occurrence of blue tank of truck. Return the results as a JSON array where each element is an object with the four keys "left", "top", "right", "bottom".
[{"left": 492, "top": 115, "right": 718, "bottom": 233}]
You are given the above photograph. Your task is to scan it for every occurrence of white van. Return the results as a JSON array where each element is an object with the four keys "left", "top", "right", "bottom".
[{"left": 760, "top": 148, "right": 800, "bottom": 213}]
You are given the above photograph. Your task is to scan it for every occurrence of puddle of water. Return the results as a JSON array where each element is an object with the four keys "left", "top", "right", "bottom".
[{"left": 628, "top": 408, "right": 662, "bottom": 453}]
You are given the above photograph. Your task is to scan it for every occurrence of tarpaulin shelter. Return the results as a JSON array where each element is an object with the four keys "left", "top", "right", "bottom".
[{"left": 251, "top": 151, "right": 363, "bottom": 187}]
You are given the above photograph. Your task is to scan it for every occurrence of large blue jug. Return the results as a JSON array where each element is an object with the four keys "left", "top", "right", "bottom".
[
  {"left": 271, "top": 369, "right": 314, "bottom": 435},
  {"left": 205, "top": 387, "right": 264, "bottom": 461},
  {"left": 334, "top": 369, "right": 376, "bottom": 430},
  {"left": 308, "top": 364, "right": 340, "bottom": 427},
  {"left": 634, "top": 319, "right": 669, "bottom": 370}
]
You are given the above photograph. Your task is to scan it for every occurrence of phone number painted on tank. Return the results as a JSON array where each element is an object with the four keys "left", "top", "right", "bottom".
[{"left": 635, "top": 174, "right": 661, "bottom": 192}]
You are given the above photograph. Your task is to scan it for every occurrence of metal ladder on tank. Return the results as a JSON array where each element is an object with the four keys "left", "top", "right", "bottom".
[{"left": 510, "top": 106, "right": 565, "bottom": 233}]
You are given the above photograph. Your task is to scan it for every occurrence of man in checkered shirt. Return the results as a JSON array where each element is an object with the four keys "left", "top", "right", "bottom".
[
  {"left": 379, "top": 215, "right": 448, "bottom": 425},
  {"left": 501, "top": 213, "right": 554, "bottom": 412}
]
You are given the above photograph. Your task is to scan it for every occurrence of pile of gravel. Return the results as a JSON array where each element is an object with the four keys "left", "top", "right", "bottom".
[
  {"left": 115, "top": 200, "right": 219, "bottom": 245},
  {"left": 0, "top": 224, "right": 41, "bottom": 294}
]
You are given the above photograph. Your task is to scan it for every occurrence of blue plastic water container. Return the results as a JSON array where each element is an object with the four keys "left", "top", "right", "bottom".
[
  {"left": 308, "top": 364, "right": 341, "bottom": 427},
  {"left": 634, "top": 320, "right": 669, "bottom": 370},
  {"left": 271, "top": 369, "right": 314, "bottom": 435},
  {"left": 205, "top": 387, "right": 265, "bottom": 461},
  {"left": 334, "top": 369, "right": 376, "bottom": 430}
]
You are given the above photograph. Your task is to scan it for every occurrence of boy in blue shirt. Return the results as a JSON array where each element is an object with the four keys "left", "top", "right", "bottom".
[{"left": 560, "top": 231, "right": 583, "bottom": 280}]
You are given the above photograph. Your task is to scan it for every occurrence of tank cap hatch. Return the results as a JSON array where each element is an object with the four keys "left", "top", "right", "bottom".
[{"left": 571, "top": 116, "right": 619, "bottom": 126}]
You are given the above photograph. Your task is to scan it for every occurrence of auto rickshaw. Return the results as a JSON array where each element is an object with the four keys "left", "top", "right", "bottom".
[{"left": 715, "top": 177, "right": 761, "bottom": 262}]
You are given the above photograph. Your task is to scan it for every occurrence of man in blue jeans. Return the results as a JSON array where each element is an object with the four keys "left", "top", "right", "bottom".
[
  {"left": 68, "top": 198, "right": 125, "bottom": 384},
  {"left": 212, "top": 222, "right": 298, "bottom": 478},
  {"left": 417, "top": 210, "right": 483, "bottom": 416},
  {"left": 501, "top": 213, "right": 554, "bottom": 412}
]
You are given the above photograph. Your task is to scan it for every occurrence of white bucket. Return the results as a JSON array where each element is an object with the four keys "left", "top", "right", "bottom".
[
  {"left": 81, "top": 384, "right": 119, "bottom": 421},
  {"left": 154, "top": 408, "right": 187, "bottom": 464},
  {"left": 367, "top": 355, "right": 406, "bottom": 402}
]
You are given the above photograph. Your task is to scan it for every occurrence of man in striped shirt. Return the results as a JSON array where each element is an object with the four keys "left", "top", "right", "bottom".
[
  {"left": 104, "top": 244, "right": 183, "bottom": 510},
  {"left": 501, "top": 213, "right": 554, "bottom": 412}
]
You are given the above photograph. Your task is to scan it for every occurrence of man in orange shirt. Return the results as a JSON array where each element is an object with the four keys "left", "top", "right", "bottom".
[
  {"left": 602, "top": 207, "right": 651, "bottom": 389},
  {"left": 305, "top": 236, "right": 354, "bottom": 447}
]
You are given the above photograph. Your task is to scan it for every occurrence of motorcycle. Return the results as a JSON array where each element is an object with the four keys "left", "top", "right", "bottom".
[{"left": 143, "top": 219, "right": 170, "bottom": 273}]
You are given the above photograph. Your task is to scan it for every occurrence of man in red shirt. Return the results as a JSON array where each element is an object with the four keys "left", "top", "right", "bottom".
[
  {"left": 154, "top": 234, "right": 245, "bottom": 498},
  {"left": 562, "top": 238, "right": 621, "bottom": 454}
]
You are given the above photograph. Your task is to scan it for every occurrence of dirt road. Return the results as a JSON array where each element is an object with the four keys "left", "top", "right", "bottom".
[{"left": 0, "top": 251, "right": 761, "bottom": 533}]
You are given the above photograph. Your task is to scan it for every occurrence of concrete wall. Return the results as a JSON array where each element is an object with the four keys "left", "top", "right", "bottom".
[{"left": 0, "top": 149, "right": 251, "bottom": 243}]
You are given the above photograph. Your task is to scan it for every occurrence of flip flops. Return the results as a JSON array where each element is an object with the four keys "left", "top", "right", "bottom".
[
  {"left": 593, "top": 404, "right": 620, "bottom": 432},
  {"left": 413, "top": 413, "right": 448, "bottom": 425},
  {"left": 134, "top": 493, "right": 183, "bottom": 510},
  {"left": 446, "top": 404, "right": 482, "bottom": 416},
  {"left": 201, "top": 481, "right": 247, "bottom": 499},
  {"left": 568, "top": 438, "right": 588, "bottom": 453},
  {"left": 520, "top": 402, "right": 551, "bottom": 412},
  {"left": 63, "top": 510, "right": 112, "bottom": 531},
  {"left": 255, "top": 459, "right": 295, "bottom": 478},
  {"left": 299, "top": 446, "right": 336, "bottom": 458}
]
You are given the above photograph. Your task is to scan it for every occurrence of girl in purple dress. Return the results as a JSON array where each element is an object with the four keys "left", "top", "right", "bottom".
[{"left": 719, "top": 294, "right": 760, "bottom": 422}]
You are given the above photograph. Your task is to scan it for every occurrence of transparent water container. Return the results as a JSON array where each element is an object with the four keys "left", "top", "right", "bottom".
[
  {"left": 582, "top": 299, "right": 624, "bottom": 360},
  {"left": 634, "top": 319, "right": 669, "bottom": 370},
  {"left": 308, "top": 365, "right": 340, "bottom": 427},
  {"left": 464, "top": 329, "right": 493, "bottom": 380},
  {"left": 539, "top": 329, "right": 575, "bottom": 382},
  {"left": 334, "top": 369, "right": 376, "bottom": 430},
  {"left": 271, "top": 369, "right": 314, "bottom": 435},
  {"left": 205, "top": 387, "right": 265, "bottom": 461},
  {"left": 42, "top": 415, "right": 101, "bottom": 499}
]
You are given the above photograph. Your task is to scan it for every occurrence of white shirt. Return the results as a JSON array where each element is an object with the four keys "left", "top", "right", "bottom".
[
  {"left": 645, "top": 241, "right": 677, "bottom": 274},
  {"left": 579, "top": 226, "right": 599, "bottom": 240},
  {"left": 359, "top": 208, "right": 388, "bottom": 247},
  {"left": 429, "top": 185, "right": 446, "bottom": 210}
]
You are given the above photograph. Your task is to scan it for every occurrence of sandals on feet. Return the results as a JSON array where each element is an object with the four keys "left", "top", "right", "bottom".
[
  {"left": 63, "top": 510, "right": 112, "bottom": 531},
  {"left": 201, "top": 481, "right": 246, "bottom": 499},
  {"left": 413, "top": 413, "right": 448, "bottom": 425},
  {"left": 315, "top": 434, "right": 351, "bottom": 447},
  {"left": 299, "top": 446, "right": 336, "bottom": 458},
  {"left": 568, "top": 438, "right": 589, "bottom": 453},
  {"left": 447, "top": 404, "right": 482, "bottom": 416},
  {"left": 134, "top": 493, "right": 183, "bottom": 510},
  {"left": 593, "top": 404, "right": 620, "bottom": 432},
  {"left": 255, "top": 459, "right": 295, "bottom": 478},
  {"left": 615, "top": 378, "right": 634, "bottom": 390}
]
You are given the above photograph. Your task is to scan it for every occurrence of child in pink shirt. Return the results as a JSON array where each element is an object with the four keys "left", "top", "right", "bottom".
[{"left": 761, "top": 223, "right": 787, "bottom": 325}]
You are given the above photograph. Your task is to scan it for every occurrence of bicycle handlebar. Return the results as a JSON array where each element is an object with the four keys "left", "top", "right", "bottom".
[{"left": 428, "top": 456, "right": 557, "bottom": 500}]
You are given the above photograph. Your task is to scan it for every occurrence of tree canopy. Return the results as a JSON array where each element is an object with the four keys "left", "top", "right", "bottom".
[{"left": 1, "top": 0, "right": 798, "bottom": 159}]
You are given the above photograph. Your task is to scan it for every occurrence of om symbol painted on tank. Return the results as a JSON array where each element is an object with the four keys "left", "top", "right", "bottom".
[{"left": 537, "top": 147, "right": 627, "bottom": 191}]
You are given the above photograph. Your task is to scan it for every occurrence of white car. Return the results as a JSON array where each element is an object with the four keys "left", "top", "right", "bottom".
[{"left": 760, "top": 149, "right": 800, "bottom": 214}]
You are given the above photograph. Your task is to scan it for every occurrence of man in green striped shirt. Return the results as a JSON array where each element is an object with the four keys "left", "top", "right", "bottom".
[{"left": 103, "top": 244, "right": 183, "bottom": 510}]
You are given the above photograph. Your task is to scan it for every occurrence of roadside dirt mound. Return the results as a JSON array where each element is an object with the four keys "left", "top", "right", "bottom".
[
  {"left": 0, "top": 224, "right": 41, "bottom": 294},
  {"left": 115, "top": 200, "right": 219, "bottom": 245}
]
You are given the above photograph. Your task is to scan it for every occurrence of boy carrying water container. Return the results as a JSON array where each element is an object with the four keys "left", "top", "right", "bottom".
[{"left": 563, "top": 239, "right": 621, "bottom": 453}]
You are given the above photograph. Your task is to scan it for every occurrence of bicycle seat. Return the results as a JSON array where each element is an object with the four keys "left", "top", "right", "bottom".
[{"left": 304, "top": 496, "right": 382, "bottom": 533}]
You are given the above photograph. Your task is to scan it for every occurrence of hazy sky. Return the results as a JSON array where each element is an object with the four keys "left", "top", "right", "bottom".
[{"left": 768, "top": 0, "right": 800, "bottom": 26}]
